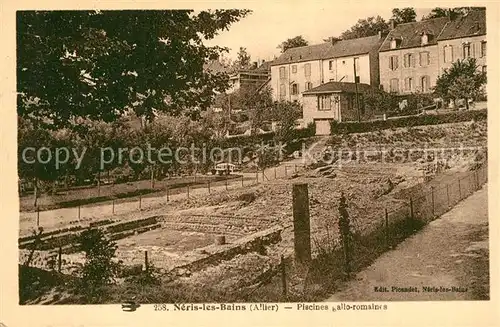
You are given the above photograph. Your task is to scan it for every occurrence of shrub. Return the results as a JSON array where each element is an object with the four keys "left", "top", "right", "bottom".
[
  {"left": 76, "top": 228, "right": 119, "bottom": 301},
  {"left": 330, "top": 109, "right": 487, "bottom": 134}
]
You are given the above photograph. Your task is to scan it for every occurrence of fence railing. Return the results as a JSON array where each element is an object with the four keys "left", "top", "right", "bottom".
[
  {"left": 23, "top": 163, "right": 308, "bottom": 233},
  {"left": 311, "top": 161, "right": 488, "bottom": 289}
]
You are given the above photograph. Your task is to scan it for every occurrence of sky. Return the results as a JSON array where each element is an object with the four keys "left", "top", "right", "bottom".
[{"left": 204, "top": 5, "right": 433, "bottom": 62}]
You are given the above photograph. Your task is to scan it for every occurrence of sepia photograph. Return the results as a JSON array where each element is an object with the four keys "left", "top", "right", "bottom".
[{"left": 11, "top": 4, "right": 492, "bottom": 310}]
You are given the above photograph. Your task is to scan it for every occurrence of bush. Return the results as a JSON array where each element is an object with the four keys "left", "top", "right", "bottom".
[
  {"left": 331, "top": 109, "right": 487, "bottom": 134},
  {"left": 76, "top": 228, "right": 119, "bottom": 301}
]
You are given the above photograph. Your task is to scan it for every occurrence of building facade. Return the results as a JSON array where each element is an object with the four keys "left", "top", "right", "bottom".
[
  {"left": 437, "top": 9, "right": 486, "bottom": 74},
  {"left": 378, "top": 17, "right": 449, "bottom": 95},
  {"left": 379, "top": 9, "right": 486, "bottom": 95},
  {"left": 302, "top": 81, "right": 378, "bottom": 131},
  {"left": 270, "top": 34, "right": 384, "bottom": 103}
]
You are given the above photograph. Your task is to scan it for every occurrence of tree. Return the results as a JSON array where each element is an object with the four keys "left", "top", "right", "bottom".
[
  {"left": 232, "top": 47, "right": 252, "bottom": 70},
  {"left": 391, "top": 8, "right": 417, "bottom": 24},
  {"left": 77, "top": 228, "right": 118, "bottom": 301},
  {"left": 340, "top": 16, "right": 389, "bottom": 40},
  {"left": 434, "top": 58, "right": 486, "bottom": 110},
  {"left": 17, "top": 10, "right": 251, "bottom": 128},
  {"left": 422, "top": 7, "right": 475, "bottom": 20},
  {"left": 278, "top": 35, "right": 309, "bottom": 52}
]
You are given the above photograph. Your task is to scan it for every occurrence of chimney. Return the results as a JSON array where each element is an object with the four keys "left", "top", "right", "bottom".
[
  {"left": 329, "top": 37, "right": 341, "bottom": 45},
  {"left": 252, "top": 61, "right": 258, "bottom": 69},
  {"left": 389, "top": 19, "right": 396, "bottom": 30}
]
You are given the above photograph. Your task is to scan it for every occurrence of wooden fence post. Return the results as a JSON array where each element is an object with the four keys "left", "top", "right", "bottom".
[
  {"left": 208, "top": 180, "right": 211, "bottom": 194},
  {"left": 112, "top": 199, "right": 115, "bottom": 214},
  {"left": 36, "top": 206, "right": 40, "bottom": 228},
  {"left": 410, "top": 197, "right": 414, "bottom": 220},
  {"left": 187, "top": 185, "right": 190, "bottom": 199},
  {"left": 446, "top": 184, "right": 450, "bottom": 208},
  {"left": 256, "top": 170, "right": 259, "bottom": 183},
  {"left": 431, "top": 186, "right": 435, "bottom": 217},
  {"left": 292, "top": 183, "right": 311, "bottom": 265},
  {"left": 139, "top": 195, "right": 142, "bottom": 209},
  {"left": 274, "top": 167, "right": 277, "bottom": 179},
  {"left": 78, "top": 205, "right": 81, "bottom": 220},
  {"left": 58, "top": 246, "right": 62, "bottom": 273},
  {"left": 241, "top": 175, "right": 244, "bottom": 187},
  {"left": 281, "top": 255, "right": 287, "bottom": 299},
  {"left": 385, "top": 208, "right": 389, "bottom": 248},
  {"left": 144, "top": 250, "right": 149, "bottom": 272},
  {"left": 458, "top": 178, "right": 462, "bottom": 199},
  {"left": 166, "top": 186, "right": 170, "bottom": 201}
]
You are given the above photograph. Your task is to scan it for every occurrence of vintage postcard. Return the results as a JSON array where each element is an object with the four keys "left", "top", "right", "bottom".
[{"left": 0, "top": 1, "right": 499, "bottom": 326}]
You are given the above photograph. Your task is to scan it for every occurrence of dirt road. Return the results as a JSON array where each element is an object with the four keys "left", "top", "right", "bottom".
[{"left": 326, "top": 184, "right": 489, "bottom": 301}]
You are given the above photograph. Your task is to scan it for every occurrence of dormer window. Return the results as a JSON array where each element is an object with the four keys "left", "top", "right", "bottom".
[
  {"left": 390, "top": 38, "right": 401, "bottom": 49},
  {"left": 421, "top": 33, "right": 429, "bottom": 46}
]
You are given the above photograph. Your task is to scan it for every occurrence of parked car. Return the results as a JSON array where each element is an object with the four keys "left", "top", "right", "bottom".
[{"left": 211, "top": 163, "right": 236, "bottom": 175}]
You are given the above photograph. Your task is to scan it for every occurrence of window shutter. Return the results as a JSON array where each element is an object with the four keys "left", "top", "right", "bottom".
[
  {"left": 427, "top": 52, "right": 430, "bottom": 65},
  {"left": 395, "top": 57, "right": 399, "bottom": 69},
  {"left": 412, "top": 55, "right": 416, "bottom": 67},
  {"left": 389, "top": 57, "right": 393, "bottom": 70},
  {"left": 426, "top": 75, "right": 431, "bottom": 90}
]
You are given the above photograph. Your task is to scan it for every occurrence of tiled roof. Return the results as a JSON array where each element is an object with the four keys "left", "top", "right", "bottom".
[
  {"left": 379, "top": 17, "right": 450, "bottom": 52},
  {"left": 437, "top": 9, "right": 486, "bottom": 40},
  {"left": 271, "top": 35, "right": 384, "bottom": 66},
  {"left": 323, "top": 35, "right": 384, "bottom": 58},
  {"left": 271, "top": 43, "right": 332, "bottom": 65},
  {"left": 303, "top": 81, "right": 373, "bottom": 95},
  {"left": 255, "top": 60, "right": 273, "bottom": 72},
  {"left": 204, "top": 60, "right": 230, "bottom": 74}
]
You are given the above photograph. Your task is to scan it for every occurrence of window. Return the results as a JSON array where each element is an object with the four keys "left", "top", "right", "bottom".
[
  {"left": 279, "top": 84, "right": 286, "bottom": 99},
  {"left": 421, "top": 34, "right": 428, "bottom": 46},
  {"left": 390, "top": 39, "right": 397, "bottom": 49},
  {"left": 403, "top": 53, "right": 414, "bottom": 68},
  {"left": 291, "top": 65, "right": 297, "bottom": 73},
  {"left": 305, "top": 82, "right": 313, "bottom": 90},
  {"left": 304, "top": 63, "right": 311, "bottom": 77},
  {"left": 291, "top": 83, "right": 298, "bottom": 95},
  {"left": 279, "top": 67, "right": 286, "bottom": 79},
  {"left": 329, "top": 60, "right": 334, "bottom": 70},
  {"left": 463, "top": 43, "right": 471, "bottom": 58},
  {"left": 481, "top": 41, "right": 487, "bottom": 57},
  {"left": 390, "top": 78, "right": 399, "bottom": 93},
  {"left": 444, "top": 45, "right": 453, "bottom": 63},
  {"left": 404, "top": 77, "right": 413, "bottom": 91},
  {"left": 317, "top": 95, "right": 331, "bottom": 111},
  {"left": 421, "top": 75, "right": 430, "bottom": 93},
  {"left": 389, "top": 56, "right": 399, "bottom": 71},
  {"left": 419, "top": 52, "right": 430, "bottom": 66}
]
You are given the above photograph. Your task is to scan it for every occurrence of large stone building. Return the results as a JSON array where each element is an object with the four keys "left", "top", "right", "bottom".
[
  {"left": 379, "top": 8, "right": 486, "bottom": 95},
  {"left": 437, "top": 9, "right": 486, "bottom": 74},
  {"left": 270, "top": 34, "right": 385, "bottom": 103}
]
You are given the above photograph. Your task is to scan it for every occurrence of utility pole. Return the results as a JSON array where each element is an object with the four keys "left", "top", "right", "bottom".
[{"left": 353, "top": 58, "right": 361, "bottom": 122}]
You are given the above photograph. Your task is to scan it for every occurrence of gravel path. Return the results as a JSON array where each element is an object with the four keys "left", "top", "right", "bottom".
[{"left": 326, "top": 184, "right": 489, "bottom": 301}]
